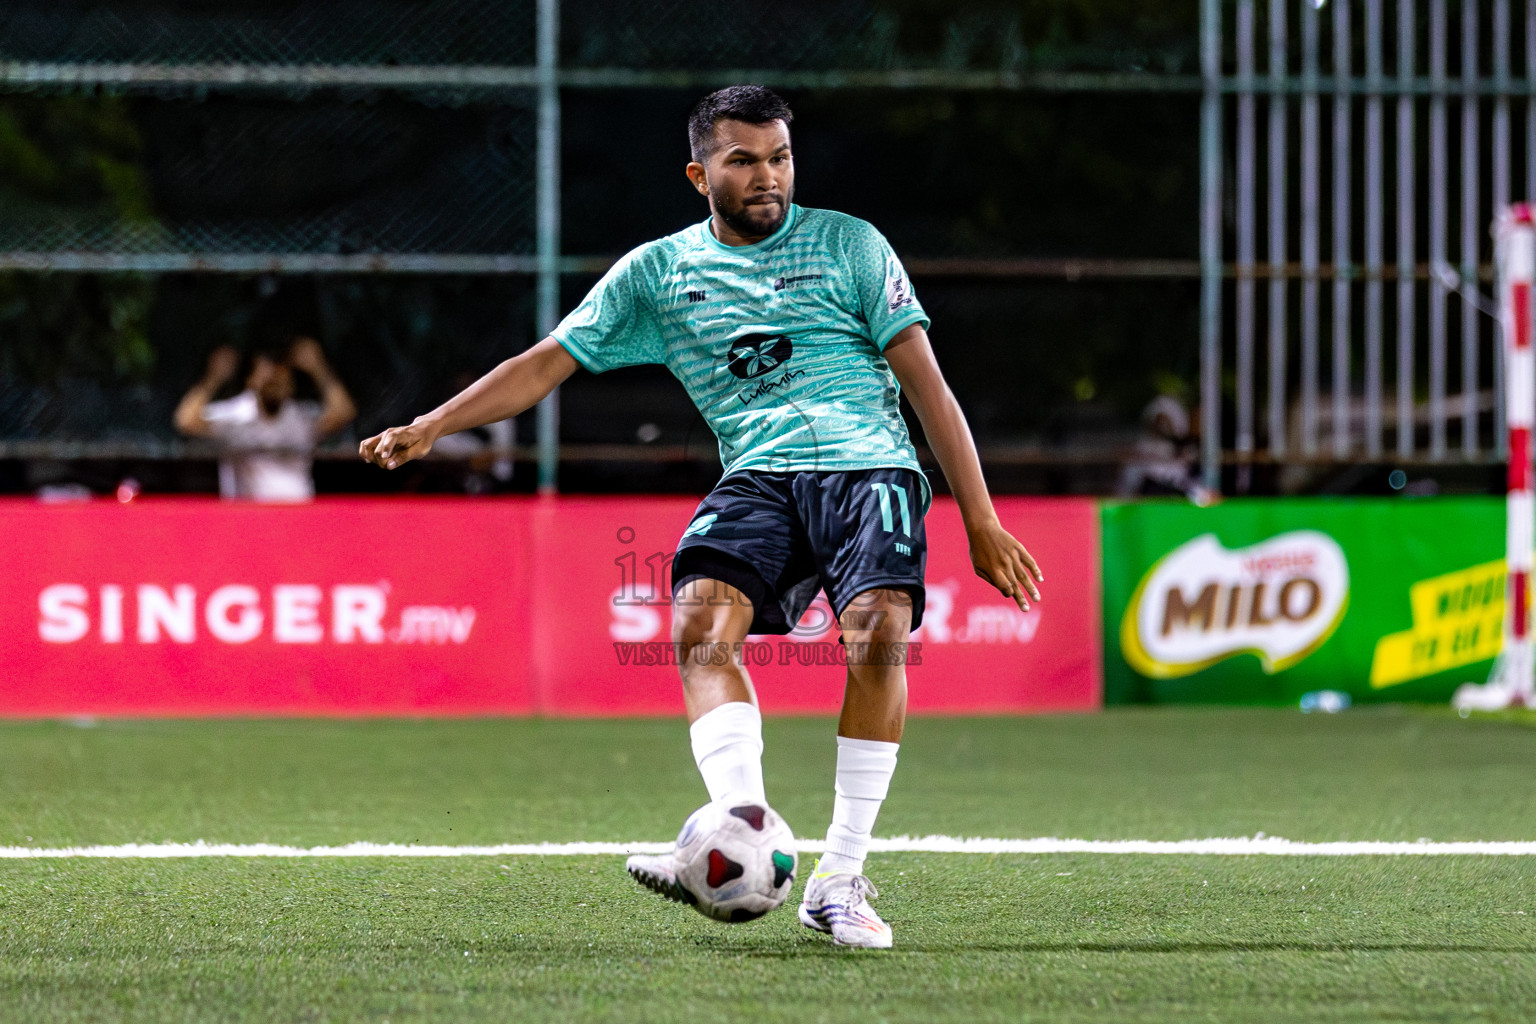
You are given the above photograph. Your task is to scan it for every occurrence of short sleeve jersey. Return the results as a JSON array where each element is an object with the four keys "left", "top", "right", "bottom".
[{"left": 551, "top": 205, "right": 929, "bottom": 492}]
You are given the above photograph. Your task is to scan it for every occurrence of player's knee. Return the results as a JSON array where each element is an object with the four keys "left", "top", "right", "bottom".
[
  {"left": 670, "top": 605, "right": 710, "bottom": 650},
  {"left": 672, "top": 579, "right": 752, "bottom": 648},
  {"left": 671, "top": 603, "right": 739, "bottom": 655},
  {"left": 840, "top": 588, "right": 914, "bottom": 644},
  {"left": 671, "top": 605, "right": 751, "bottom": 687}
]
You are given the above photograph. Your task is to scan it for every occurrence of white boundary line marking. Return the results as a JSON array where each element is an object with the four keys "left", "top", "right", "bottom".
[{"left": 3, "top": 836, "right": 1536, "bottom": 859}]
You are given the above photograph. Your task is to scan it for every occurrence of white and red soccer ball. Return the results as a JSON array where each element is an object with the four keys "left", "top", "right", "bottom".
[{"left": 672, "top": 800, "right": 798, "bottom": 923}]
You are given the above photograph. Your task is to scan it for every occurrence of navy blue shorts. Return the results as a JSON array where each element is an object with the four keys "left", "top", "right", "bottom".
[{"left": 671, "top": 468, "right": 929, "bottom": 635}]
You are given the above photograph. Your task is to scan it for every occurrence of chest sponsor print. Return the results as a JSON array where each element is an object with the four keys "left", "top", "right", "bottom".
[
  {"left": 724, "top": 333, "right": 807, "bottom": 408},
  {"left": 727, "top": 333, "right": 794, "bottom": 380}
]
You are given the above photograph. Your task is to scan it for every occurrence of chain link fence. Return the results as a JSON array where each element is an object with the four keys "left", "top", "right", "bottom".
[
  {"left": 0, "top": 0, "right": 1203, "bottom": 494},
  {"left": 2, "top": 0, "right": 1189, "bottom": 72},
  {"left": 0, "top": 0, "right": 537, "bottom": 66},
  {"left": 0, "top": 95, "right": 537, "bottom": 256}
]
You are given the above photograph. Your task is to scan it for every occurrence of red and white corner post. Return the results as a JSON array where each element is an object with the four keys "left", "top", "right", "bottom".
[{"left": 1456, "top": 203, "right": 1536, "bottom": 710}]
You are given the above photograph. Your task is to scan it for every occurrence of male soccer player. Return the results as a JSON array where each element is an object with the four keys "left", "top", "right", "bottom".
[{"left": 360, "top": 86, "right": 1042, "bottom": 949}]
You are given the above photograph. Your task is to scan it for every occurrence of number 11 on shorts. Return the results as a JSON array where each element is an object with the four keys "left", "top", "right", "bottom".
[{"left": 869, "top": 482, "right": 911, "bottom": 537}]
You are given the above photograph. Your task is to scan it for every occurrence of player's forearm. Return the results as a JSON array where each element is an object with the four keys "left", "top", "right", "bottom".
[
  {"left": 313, "top": 374, "right": 358, "bottom": 435},
  {"left": 910, "top": 386, "right": 1000, "bottom": 532},
  {"left": 172, "top": 380, "right": 217, "bottom": 436},
  {"left": 415, "top": 339, "right": 576, "bottom": 440}
]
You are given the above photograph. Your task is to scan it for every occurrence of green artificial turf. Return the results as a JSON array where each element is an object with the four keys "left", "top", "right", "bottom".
[{"left": 0, "top": 708, "right": 1534, "bottom": 1022}]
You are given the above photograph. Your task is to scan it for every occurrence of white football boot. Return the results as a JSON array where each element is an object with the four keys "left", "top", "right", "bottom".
[
  {"left": 625, "top": 852, "right": 695, "bottom": 908},
  {"left": 797, "top": 863, "right": 893, "bottom": 949}
]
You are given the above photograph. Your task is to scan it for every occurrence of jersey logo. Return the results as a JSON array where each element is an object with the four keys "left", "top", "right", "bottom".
[
  {"left": 885, "top": 258, "right": 915, "bottom": 313},
  {"left": 726, "top": 333, "right": 794, "bottom": 380},
  {"left": 686, "top": 290, "right": 707, "bottom": 303},
  {"left": 773, "top": 274, "right": 823, "bottom": 292}
]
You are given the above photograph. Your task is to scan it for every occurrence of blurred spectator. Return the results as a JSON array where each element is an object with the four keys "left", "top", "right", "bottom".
[
  {"left": 1116, "top": 393, "right": 1216, "bottom": 504},
  {"left": 429, "top": 372, "right": 516, "bottom": 494},
  {"left": 173, "top": 338, "right": 356, "bottom": 502}
]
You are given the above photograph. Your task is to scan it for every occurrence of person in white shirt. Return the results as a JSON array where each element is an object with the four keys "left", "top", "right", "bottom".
[{"left": 174, "top": 338, "right": 357, "bottom": 502}]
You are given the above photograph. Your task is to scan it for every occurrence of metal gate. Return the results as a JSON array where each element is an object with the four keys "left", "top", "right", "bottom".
[{"left": 1203, "top": 0, "right": 1536, "bottom": 488}]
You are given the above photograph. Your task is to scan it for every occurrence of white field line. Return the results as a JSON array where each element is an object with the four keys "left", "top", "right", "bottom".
[{"left": 3, "top": 836, "right": 1536, "bottom": 859}]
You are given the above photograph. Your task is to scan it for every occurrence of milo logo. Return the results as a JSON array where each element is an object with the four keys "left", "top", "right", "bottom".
[{"left": 1121, "top": 531, "right": 1349, "bottom": 678}]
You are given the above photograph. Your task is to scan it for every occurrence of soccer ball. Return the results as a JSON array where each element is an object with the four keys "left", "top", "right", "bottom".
[{"left": 672, "top": 799, "right": 798, "bottom": 923}]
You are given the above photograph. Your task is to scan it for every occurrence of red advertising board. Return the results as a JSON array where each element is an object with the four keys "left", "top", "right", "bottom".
[
  {"left": 1, "top": 496, "right": 1099, "bottom": 716},
  {"left": 8, "top": 500, "right": 534, "bottom": 715}
]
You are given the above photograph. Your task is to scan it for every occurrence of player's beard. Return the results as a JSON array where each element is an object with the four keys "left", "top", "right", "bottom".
[{"left": 717, "top": 184, "right": 794, "bottom": 240}]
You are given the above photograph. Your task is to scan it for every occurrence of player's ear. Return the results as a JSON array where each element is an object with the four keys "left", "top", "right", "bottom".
[{"left": 685, "top": 162, "right": 709, "bottom": 196}]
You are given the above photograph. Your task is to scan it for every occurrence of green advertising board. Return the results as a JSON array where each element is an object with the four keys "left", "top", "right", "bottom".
[{"left": 1102, "top": 498, "right": 1507, "bottom": 705}]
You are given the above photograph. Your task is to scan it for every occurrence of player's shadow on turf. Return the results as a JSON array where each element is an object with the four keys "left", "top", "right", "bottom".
[
  {"left": 689, "top": 937, "right": 1536, "bottom": 958},
  {"left": 890, "top": 941, "right": 1536, "bottom": 955}
]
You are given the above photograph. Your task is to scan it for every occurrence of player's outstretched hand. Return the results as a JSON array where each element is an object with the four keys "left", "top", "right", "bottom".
[
  {"left": 360, "top": 420, "right": 437, "bottom": 470},
  {"left": 967, "top": 519, "right": 1043, "bottom": 612}
]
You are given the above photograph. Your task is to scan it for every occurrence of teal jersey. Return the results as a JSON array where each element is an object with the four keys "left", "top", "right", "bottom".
[{"left": 551, "top": 205, "right": 930, "bottom": 498}]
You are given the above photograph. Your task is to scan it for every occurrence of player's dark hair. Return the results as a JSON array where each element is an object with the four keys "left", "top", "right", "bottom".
[{"left": 687, "top": 85, "right": 793, "bottom": 163}]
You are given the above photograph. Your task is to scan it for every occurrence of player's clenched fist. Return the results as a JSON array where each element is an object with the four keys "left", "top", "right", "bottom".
[{"left": 360, "top": 421, "right": 437, "bottom": 470}]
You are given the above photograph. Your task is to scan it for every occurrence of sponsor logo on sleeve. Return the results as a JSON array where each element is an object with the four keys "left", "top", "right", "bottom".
[
  {"left": 884, "top": 258, "right": 915, "bottom": 314},
  {"left": 1121, "top": 531, "right": 1349, "bottom": 678}
]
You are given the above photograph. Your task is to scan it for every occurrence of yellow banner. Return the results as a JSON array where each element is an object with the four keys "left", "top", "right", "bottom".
[{"left": 1369, "top": 559, "right": 1507, "bottom": 688}]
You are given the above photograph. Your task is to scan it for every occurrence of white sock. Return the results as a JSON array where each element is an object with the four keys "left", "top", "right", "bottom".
[
  {"left": 689, "top": 702, "right": 766, "bottom": 804},
  {"left": 817, "top": 736, "right": 899, "bottom": 877}
]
